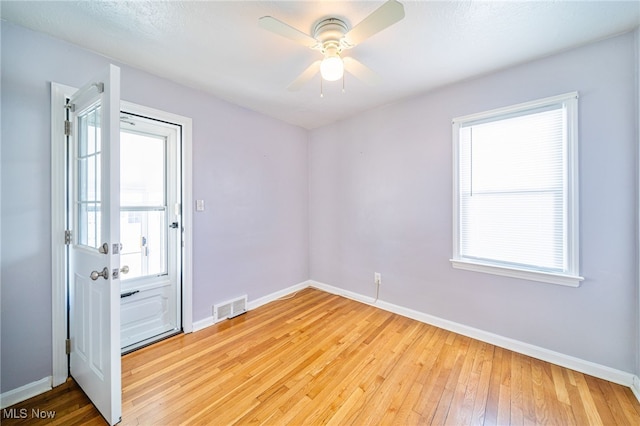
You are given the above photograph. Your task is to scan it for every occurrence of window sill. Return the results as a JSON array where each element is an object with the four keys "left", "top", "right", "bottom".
[{"left": 450, "top": 259, "right": 584, "bottom": 287}]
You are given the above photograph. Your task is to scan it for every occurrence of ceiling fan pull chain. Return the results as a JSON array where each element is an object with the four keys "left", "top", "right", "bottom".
[
  {"left": 342, "top": 74, "right": 345, "bottom": 94},
  {"left": 320, "top": 77, "right": 324, "bottom": 98}
]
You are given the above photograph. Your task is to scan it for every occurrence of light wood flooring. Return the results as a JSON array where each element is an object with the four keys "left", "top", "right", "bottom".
[{"left": 3, "top": 288, "right": 640, "bottom": 425}]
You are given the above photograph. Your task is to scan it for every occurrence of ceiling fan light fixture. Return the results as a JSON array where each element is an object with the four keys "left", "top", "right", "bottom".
[
  {"left": 320, "top": 55, "right": 344, "bottom": 81},
  {"left": 259, "top": 0, "right": 406, "bottom": 90}
]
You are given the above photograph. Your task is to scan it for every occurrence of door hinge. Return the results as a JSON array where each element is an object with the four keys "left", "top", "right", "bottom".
[
  {"left": 64, "top": 230, "right": 71, "bottom": 245},
  {"left": 64, "top": 120, "right": 71, "bottom": 136},
  {"left": 65, "top": 339, "right": 71, "bottom": 355}
]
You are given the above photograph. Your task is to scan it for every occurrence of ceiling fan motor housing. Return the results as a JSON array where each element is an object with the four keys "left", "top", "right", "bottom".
[{"left": 314, "top": 18, "right": 349, "bottom": 53}]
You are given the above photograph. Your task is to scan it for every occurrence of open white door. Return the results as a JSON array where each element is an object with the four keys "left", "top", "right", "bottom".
[{"left": 68, "top": 64, "right": 122, "bottom": 425}]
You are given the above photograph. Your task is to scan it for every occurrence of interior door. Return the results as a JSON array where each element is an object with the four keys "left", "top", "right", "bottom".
[{"left": 68, "top": 64, "right": 122, "bottom": 425}]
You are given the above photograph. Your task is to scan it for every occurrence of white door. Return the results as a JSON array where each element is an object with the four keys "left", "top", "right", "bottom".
[
  {"left": 68, "top": 64, "right": 122, "bottom": 425},
  {"left": 119, "top": 114, "right": 182, "bottom": 352}
]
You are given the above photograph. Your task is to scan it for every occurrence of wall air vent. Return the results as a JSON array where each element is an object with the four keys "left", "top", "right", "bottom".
[{"left": 213, "top": 295, "right": 248, "bottom": 322}]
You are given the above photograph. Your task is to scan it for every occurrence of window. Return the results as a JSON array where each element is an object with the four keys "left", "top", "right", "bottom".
[
  {"left": 451, "top": 93, "right": 583, "bottom": 286},
  {"left": 75, "top": 102, "right": 102, "bottom": 249}
]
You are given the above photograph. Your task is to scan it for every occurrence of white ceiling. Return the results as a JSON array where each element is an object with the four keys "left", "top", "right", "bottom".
[{"left": 1, "top": 1, "right": 639, "bottom": 129}]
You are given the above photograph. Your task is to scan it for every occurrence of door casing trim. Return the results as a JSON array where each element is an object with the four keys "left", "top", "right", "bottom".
[{"left": 51, "top": 82, "right": 193, "bottom": 387}]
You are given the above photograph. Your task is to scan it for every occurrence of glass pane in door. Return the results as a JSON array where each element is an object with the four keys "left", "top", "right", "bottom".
[
  {"left": 120, "top": 210, "right": 166, "bottom": 279},
  {"left": 76, "top": 105, "right": 101, "bottom": 248},
  {"left": 120, "top": 129, "right": 167, "bottom": 280},
  {"left": 121, "top": 132, "right": 165, "bottom": 206}
]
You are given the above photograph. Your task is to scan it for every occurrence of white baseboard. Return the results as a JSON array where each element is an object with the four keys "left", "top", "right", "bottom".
[
  {"left": 0, "top": 376, "right": 52, "bottom": 409},
  {"left": 192, "top": 316, "right": 215, "bottom": 332},
  {"left": 192, "top": 280, "right": 311, "bottom": 332},
  {"left": 247, "top": 280, "right": 309, "bottom": 311},
  {"left": 309, "top": 280, "right": 639, "bottom": 394},
  {"left": 632, "top": 375, "right": 640, "bottom": 403}
]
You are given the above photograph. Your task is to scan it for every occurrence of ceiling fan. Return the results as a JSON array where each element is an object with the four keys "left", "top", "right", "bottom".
[{"left": 258, "top": 0, "right": 405, "bottom": 91}]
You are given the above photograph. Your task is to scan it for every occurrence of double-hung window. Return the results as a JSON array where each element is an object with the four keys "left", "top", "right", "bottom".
[{"left": 451, "top": 93, "right": 583, "bottom": 286}]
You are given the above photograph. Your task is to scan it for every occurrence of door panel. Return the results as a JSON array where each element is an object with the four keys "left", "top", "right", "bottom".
[
  {"left": 119, "top": 114, "right": 181, "bottom": 352},
  {"left": 120, "top": 279, "right": 177, "bottom": 348},
  {"left": 69, "top": 64, "right": 121, "bottom": 425}
]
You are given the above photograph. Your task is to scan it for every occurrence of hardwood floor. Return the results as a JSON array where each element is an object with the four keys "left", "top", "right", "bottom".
[{"left": 3, "top": 288, "right": 640, "bottom": 425}]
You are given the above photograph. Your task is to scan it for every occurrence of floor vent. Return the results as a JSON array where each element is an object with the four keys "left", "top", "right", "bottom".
[{"left": 213, "top": 295, "right": 248, "bottom": 322}]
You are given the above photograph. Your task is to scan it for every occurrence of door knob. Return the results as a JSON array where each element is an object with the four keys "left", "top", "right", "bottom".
[
  {"left": 90, "top": 267, "right": 109, "bottom": 281},
  {"left": 120, "top": 265, "right": 129, "bottom": 274}
]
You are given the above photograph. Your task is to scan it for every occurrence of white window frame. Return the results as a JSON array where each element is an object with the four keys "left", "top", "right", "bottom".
[{"left": 450, "top": 92, "right": 583, "bottom": 287}]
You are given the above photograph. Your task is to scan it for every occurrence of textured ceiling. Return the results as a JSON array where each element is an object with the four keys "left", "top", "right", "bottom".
[{"left": 1, "top": 1, "right": 639, "bottom": 129}]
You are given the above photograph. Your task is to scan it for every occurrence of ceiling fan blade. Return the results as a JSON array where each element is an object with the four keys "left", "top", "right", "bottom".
[
  {"left": 343, "top": 0, "right": 405, "bottom": 47},
  {"left": 343, "top": 57, "right": 381, "bottom": 86},
  {"left": 259, "top": 16, "right": 320, "bottom": 49},
  {"left": 287, "top": 60, "right": 321, "bottom": 91}
]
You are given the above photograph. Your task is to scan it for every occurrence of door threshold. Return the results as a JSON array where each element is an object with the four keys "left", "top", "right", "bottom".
[{"left": 121, "top": 329, "right": 182, "bottom": 355}]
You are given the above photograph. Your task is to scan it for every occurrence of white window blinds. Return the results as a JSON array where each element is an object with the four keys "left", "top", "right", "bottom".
[{"left": 452, "top": 93, "right": 582, "bottom": 286}]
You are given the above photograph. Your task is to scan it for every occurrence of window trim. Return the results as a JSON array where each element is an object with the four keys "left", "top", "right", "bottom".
[{"left": 450, "top": 92, "right": 583, "bottom": 287}]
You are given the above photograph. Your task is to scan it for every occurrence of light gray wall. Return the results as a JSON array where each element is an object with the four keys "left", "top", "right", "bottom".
[
  {"left": 309, "top": 31, "right": 638, "bottom": 373},
  {"left": 0, "top": 21, "right": 309, "bottom": 392}
]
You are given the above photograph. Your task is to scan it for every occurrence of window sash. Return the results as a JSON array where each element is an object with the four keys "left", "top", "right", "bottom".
[{"left": 451, "top": 92, "right": 582, "bottom": 286}]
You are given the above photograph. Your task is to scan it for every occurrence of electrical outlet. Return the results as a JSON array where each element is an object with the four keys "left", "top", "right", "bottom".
[{"left": 374, "top": 272, "right": 381, "bottom": 285}]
